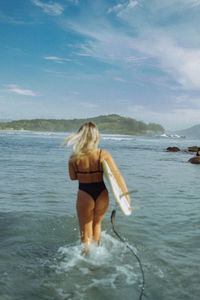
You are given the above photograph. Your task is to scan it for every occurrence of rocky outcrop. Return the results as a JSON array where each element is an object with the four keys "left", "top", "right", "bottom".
[
  {"left": 188, "top": 157, "right": 200, "bottom": 164},
  {"left": 166, "top": 147, "right": 180, "bottom": 152}
]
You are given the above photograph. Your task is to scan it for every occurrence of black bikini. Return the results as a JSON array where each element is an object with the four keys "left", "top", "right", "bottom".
[
  {"left": 79, "top": 181, "right": 106, "bottom": 202},
  {"left": 76, "top": 150, "right": 106, "bottom": 202}
]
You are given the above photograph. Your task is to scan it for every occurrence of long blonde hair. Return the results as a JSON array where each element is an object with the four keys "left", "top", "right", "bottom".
[{"left": 66, "top": 122, "right": 100, "bottom": 161}]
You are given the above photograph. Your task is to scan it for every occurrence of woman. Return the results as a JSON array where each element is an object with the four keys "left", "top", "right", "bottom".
[{"left": 66, "top": 122, "right": 130, "bottom": 254}]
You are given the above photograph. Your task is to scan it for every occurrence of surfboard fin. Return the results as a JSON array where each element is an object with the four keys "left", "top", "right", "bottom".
[
  {"left": 129, "top": 206, "right": 140, "bottom": 210},
  {"left": 120, "top": 190, "right": 138, "bottom": 198}
]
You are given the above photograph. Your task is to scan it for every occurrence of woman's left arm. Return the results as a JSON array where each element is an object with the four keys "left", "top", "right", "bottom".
[{"left": 68, "top": 160, "right": 77, "bottom": 180}]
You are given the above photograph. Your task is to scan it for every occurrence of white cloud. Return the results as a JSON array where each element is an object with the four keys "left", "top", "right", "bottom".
[
  {"left": 61, "top": 1, "right": 200, "bottom": 94},
  {"left": 127, "top": 1, "right": 138, "bottom": 8},
  {"left": 113, "top": 77, "right": 127, "bottom": 82},
  {"left": 133, "top": 35, "right": 200, "bottom": 90},
  {"left": 72, "top": 23, "right": 200, "bottom": 90},
  {"left": 44, "top": 56, "right": 72, "bottom": 63},
  {"left": 107, "top": 1, "right": 137, "bottom": 14},
  {"left": 107, "top": 4, "right": 124, "bottom": 14},
  {"left": 5, "top": 84, "right": 38, "bottom": 96},
  {"left": 71, "top": 27, "right": 145, "bottom": 64},
  {"left": 32, "top": 0, "right": 64, "bottom": 16},
  {"left": 124, "top": 56, "right": 148, "bottom": 63}
]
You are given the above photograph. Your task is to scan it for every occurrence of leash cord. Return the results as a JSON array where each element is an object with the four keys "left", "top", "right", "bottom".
[{"left": 111, "top": 209, "right": 145, "bottom": 300}]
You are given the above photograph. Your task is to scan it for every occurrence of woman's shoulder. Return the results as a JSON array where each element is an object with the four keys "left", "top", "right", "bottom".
[
  {"left": 100, "top": 149, "right": 112, "bottom": 160},
  {"left": 100, "top": 148, "right": 108, "bottom": 154},
  {"left": 68, "top": 154, "right": 76, "bottom": 163}
]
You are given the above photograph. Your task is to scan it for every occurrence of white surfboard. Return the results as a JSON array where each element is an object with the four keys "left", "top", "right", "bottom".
[{"left": 102, "top": 160, "right": 132, "bottom": 216}]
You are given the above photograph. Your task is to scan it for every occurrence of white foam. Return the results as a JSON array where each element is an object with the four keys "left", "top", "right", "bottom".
[
  {"left": 116, "top": 264, "right": 137, "bottom": 285},
  {"left": 55, "top": 232, "right": 138, "bottom": 285},
  {"left": 56, "top": 287, "right": 84, "bottom": 300},
  {"left": 145, "top": 262, "right": 165, "bottom": 279},
  {"left": 79, "top": 267, "right": 90, "bottom": 275},
  {"left": 88, "top": 276, "right": 117, "bottom": 289},
  {"left": 56, "top": 232, "right": 125, "bottom": 272},
  {"left": 0, "top": 130, "right": 67, "bottom": 138},
  {"left": 44, "top": 232, "right": 141, "bottom": 300},
  {"left": 56, "top": 288, "right": 71, "bottom": 299},
  {"left": 102, "top": 136, "right": 132, "bottom": 141},
  {"left": 56, "top": 243, "right": 84, "bottom": 273},
  {"left": 160, "top": 133, "right": 184, "bottom": 139}
]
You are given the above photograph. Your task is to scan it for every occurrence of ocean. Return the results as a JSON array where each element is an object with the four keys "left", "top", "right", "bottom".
[{"left": 0, "top": 130, "right": 199, "bottom": 300}]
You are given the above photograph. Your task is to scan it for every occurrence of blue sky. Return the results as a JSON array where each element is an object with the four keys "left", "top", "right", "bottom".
[{"left": 1, "top": 0, "right": 200, "bottom": 130}]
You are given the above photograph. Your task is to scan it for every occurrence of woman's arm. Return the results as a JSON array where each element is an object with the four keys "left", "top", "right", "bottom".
[
  {"left": 102, "top": 150, "right": 130, "bottom": 203},
  {"left": 68, "top": 160, "right": 77, "bottom": 180}
]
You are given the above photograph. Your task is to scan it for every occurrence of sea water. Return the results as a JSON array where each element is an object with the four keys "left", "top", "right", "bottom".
[{"left": 0, "top": 131, "right": 199, "bottom": 300}]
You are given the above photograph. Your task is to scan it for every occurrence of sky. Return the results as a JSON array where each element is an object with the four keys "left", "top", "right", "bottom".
[{"left": 1, "top": 0, "right": 200, "bottom": 130}]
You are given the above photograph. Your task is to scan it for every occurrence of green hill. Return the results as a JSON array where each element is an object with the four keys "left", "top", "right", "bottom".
[
  {"left": 175, "top": 124, "right": 200, "bottom": 138},
  {"left": 0, "top": 114, "right": 164, "bottom": 135}
]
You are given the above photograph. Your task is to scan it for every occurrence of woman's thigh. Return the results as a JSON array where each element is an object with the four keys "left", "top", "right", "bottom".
[
  {"left": 76, "top": 190, "right": 95, "bottom": 225},
  {"left": 94, "top": 189, "right": 109, "bottom": 220}
]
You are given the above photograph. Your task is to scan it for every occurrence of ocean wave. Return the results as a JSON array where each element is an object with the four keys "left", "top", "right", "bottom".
[
  {"left": 160, "top": 133, "right": 185, "bottom": 139},
  {"left": 102, "top": 134, "right": 133, "bottom": 141},
  {"left": 0, "top": 130, "right": 67, "bottom": 139}
]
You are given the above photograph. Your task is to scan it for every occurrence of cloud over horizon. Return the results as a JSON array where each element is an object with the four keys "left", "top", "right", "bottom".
[{"left": 5, "top": 84, "right": 38, "bottom": 96}]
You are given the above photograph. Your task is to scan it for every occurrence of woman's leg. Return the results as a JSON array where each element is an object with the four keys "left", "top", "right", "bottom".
[
  {"left": 76, "top": 190, "right": 95, "bottom": 252},
  {"left": 93, "top": 189, "right": 109, "bottom": 244}
]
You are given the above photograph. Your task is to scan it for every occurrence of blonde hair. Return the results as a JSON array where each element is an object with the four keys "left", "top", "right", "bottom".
[{"left": 66, "top": 122, "right": 100, "bottom": 161}]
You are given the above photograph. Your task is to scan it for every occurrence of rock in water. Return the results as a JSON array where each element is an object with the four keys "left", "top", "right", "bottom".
[{"left": 166, "top": 147, "right": 180, "bottom": 152}]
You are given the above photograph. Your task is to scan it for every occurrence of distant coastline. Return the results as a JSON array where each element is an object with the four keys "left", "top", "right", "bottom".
[{"left": 0, "top": 114, "right": 164, "bottom": 136}]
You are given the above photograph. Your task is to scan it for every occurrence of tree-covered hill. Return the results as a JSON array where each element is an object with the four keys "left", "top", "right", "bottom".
[{"left": 0, "top": 114, "right": 164, "bottom": 135}]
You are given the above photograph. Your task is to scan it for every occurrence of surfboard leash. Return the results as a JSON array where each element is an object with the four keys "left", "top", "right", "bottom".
[{"left": 110, "top": 209, "right": 145, "bottom": 300}]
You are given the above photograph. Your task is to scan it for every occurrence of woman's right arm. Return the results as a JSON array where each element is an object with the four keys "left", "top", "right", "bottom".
[{"left": 68, "top": 160, "right": 77, "bottom": 180}]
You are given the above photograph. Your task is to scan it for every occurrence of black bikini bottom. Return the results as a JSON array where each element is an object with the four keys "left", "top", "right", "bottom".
[{"left": 79, "top": 181, "right": 106, "bottom": 202}]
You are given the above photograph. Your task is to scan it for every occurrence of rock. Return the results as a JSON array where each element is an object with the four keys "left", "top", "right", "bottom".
[
  {"left": 166, "top": 147, "right": 180, "bottom": 152},
  {"left": 188, "top": 157, "right": 200, "bottom": 164},
  {"left": 188, "top": 146, "right": 200, "bottom": 152}
]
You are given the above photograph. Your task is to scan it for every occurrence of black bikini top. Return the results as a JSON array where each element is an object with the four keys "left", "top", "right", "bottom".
[{"left": 74, "top": 149, "right": 103, "bottom": 175}]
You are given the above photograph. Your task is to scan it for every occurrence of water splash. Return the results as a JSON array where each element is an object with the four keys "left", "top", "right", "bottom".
[{"left": 49, "top": 232, "right": 139, "bottom": 299}]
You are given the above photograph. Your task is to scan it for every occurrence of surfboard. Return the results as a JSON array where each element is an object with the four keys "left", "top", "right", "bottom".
[{"left": 102, "top": 160, "right": 132, "bottom": 216}]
